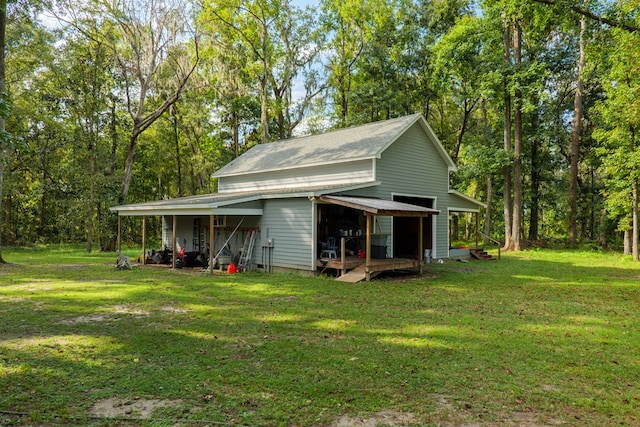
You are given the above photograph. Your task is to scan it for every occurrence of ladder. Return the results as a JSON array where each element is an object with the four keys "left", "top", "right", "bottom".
[{"left": 238, "top": 229, "right": 257, "bottom": 271}]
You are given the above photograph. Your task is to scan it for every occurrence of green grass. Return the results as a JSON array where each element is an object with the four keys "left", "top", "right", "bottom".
[{"left": 1, "top": 245, "right": 639, "bottom": 426}]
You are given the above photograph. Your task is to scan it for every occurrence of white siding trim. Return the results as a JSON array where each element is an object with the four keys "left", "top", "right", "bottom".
[{"left": 311, "top": 198, "right": 318, "bottom": 267}]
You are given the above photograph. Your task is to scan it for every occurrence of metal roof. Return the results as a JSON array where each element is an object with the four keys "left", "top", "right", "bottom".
[
  {"left": 110, "top": 182, "right": 381, "bottom": 216},
  {"left": 319, "top": 196, "right": 441, "bottom": 217},
  {"left": 213, "top": 114, "right": 455, "bottom": 178}
]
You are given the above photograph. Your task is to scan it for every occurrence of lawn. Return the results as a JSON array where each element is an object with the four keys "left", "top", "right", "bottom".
[{"left": 1, "top": 245, "right": 639, "bottom": 426}]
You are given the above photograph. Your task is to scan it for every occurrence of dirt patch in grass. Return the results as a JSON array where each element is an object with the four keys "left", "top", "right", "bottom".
[
  {"left": 427, "top": 394, "right": 565, "bottom": 426},
  {"left": 91, "top": 397, "right": 182, "bottom": 419},
  {"left": 58, "top": 305, "right": 151, "bottom": 324},
  {"left": 334, "top": 410, "right": 416, "bottom": 426},
  {"left": 58, "top": 314, "right": 112, "bottom": 324},
  {"left": 161, "top": 305, "right": 189, "bottom": 313}
]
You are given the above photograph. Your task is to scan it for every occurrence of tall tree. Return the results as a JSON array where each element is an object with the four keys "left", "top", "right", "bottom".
[
  {"left": 509, "top": 19, "right": 523, "bottom": 251},
  {"left": 568, "top": 16, "right": 586, "bottom": 246},
  {"left": 0, "top": 0, "right": 7, "bottom": 263},
  {"left": 501, "top": 17, "right": 513, "bottom": 250}
]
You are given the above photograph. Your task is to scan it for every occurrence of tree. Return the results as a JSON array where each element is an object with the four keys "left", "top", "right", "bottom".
[
  {"left": 0, "top": 0, "right": 7, "bottom": 262},
  {"left": 594, "top": 25, "right": 640, "bottom": 259},
  {"left": 56, "top": 0, "right": 201, "bottom": 204},
  {"left": 201, "top": 0, "right": 323, "bottom": 143},
  {"left": 568, "top": 16, "right": 586, "bottom": 246},
  {"left": 320, "top": 0, "right": 373, "bottom": 127}
]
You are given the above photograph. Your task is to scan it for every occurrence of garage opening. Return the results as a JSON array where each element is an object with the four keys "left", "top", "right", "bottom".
[{"left": 392, "top": 195, "right": 434, "bottom": 259}]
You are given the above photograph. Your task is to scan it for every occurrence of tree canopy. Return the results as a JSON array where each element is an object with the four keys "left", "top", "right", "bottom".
[{"left": 1, "top": 0, "right": 639, "bottom": 256}]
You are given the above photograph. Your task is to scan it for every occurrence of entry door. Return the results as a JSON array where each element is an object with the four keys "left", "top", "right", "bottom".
[{"left": 392, "top": 196, "right": 434, "bottom": 259}]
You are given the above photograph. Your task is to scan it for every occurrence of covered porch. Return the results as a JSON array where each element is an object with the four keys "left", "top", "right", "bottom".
[
  {"left": 316, "top": 196, "right": 440, "bottom": 282},
  {"left": 111, "top": 194, "right": 263, "bottom": 273}
]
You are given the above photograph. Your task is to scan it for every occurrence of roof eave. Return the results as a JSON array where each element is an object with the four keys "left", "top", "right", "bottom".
[{"left": 448, "top": 189, "right": 487, "bottom": 209}]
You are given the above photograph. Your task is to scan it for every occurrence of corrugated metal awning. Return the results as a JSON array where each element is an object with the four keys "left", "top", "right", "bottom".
[{"left": 319, "top": 196, "right": 440, "bottom": 217}]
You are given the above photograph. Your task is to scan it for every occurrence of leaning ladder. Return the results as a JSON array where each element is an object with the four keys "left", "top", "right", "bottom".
[{"left": 238, "top": 229, "right": 257, "bottom": 271}]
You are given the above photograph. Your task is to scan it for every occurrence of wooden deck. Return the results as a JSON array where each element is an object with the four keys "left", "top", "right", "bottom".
[{"left": 317, "top": 256, "right": 422, "bottom": 282}]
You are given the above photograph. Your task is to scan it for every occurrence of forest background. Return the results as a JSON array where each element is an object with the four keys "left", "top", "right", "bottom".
[{"left": 0, "top": 0, "right": 638, "bottom": 259}]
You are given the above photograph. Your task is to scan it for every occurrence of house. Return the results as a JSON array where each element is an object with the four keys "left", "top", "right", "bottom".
[{"left": 111, "top": 113, "right": 485, "bottom": 281}]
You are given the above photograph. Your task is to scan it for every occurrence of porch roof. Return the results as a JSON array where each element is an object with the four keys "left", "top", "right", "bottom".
[
  {"left": 318, "top": 196, "right": 440, "bottom": 217},
  {"left": 110, "top": 183, "right": 381, "bottom": 216}
]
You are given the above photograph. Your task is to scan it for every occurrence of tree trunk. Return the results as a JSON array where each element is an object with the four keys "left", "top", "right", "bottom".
[
  {"left": 120, "top": 125, "right": 142, "bottom": 204},
  {"left": 233, "top": 109, "right": 239, "bottom": 158},
  {"left": 0, "top": 0, "right": 5, "bottom": 263},
  {"left": 633, "top": 124, "right": 638, "bottom": 260},
  {"left": 502, "top": 20, "right": 513, "bottom": 251},
  {"left": 569, "top": 17, "right": 586, "bottom": 246},
  {"left": 528, "top": 141, "right": 540, "bottom": 241},
  {"left": 633, "top": 178, "right": 638, "bottom": 260},
  {"left": 624, "top": 228, "right": 631, "bottom": 255},
  {"left": 86, "top": 135, "right": 97, "bottom": 253},
  {"left": 510, "top": 20, "right": 523, "bottom": 252},
  {"left": 260, "top": 26, "right": 270, "bottom": 143},
  {"left": 172, "top": 105, "right": 182, "bottom": 198},
  {"left": 598, "top": 208, "right": 607, "bottom": 248},
  {"left": 109, "top": 95, "right": 118, "bottom": 175},
  {"left": 451, "top": 215, "right": 459, "bottom": 243}
]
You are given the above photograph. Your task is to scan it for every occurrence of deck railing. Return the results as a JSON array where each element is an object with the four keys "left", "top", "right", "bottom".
[{"left": 479, "top": 233, "right": 502, "bottom": 260}]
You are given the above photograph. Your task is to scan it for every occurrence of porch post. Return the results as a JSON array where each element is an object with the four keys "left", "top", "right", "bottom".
[
  {"left": 117, "top": 215, "right": 122, "bottom": 252},
  {"left": 365, "top": 214, "right": 372, "bottom": 281},
  {"left": 418, "top": 216, "right": 424, "bottom": 275},
  {"left": 172, "top": 214, "right": 177, "bottom": 269},
  {"left": 475, "top": 212, "right": 479, "bottom": 249},
  {"left": 209, "top": 214, "right": 214, "bottom": 274},
  {"left": 341, "top": 237, "right": 346, "bottom": 277},
  {"left": 141, "top": 216, "right": 147, "bottom": 264}
]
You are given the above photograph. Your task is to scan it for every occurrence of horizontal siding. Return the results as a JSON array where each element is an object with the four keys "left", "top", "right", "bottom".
[
  {"left": 257, "top": 198, "right": 314, "bottom": 271},
  {"left": 342, "top": 122, "right": 452, "bottom": 259},
  {"left": 448, "top": 192, "right": 483, "bottom": 212},
  {"left": 218, "top": 160, "right": 373, "bottom": 193}
]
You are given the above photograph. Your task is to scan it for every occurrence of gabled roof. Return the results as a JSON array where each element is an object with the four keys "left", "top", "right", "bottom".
[{"left": 213, "top": 113, "right": 456, "bottom": 178}]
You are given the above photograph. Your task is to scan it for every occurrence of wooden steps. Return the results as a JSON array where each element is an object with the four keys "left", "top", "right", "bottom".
[
  {"left": 334, "top": 264, "right": 367, "bottom": 283},
  {"left": 470, "top": 248, "right": 496, "bottom": 261}
]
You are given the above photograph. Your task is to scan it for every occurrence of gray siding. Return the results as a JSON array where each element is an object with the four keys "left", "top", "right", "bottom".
[
  {"left": 257, "top": 198, "right": 315, "bottom": 271},
  {"left": 219, "top": 160, "right": 374, "bottom": 193},
  {"left": 448, "top": 192, "right": 483, "bottom": 212},
  {"left": 342, "top": 122, "right": 451, "bottom": 259}
]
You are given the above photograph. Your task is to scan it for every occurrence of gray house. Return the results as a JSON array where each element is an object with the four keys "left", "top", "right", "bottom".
[{"left": 111, "top": 113, "right": 485, "bottom": 281}]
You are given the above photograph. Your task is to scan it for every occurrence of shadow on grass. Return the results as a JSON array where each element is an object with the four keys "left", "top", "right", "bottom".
[{"left": 1, "top": 252, "right": 639, "bottom": 425}]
